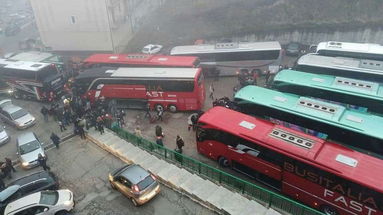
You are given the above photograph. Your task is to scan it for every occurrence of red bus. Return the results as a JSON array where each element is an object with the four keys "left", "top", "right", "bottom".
[
  {"left": 82, "top": 53, "right": 200, "bottom": 69},
  {"left": 196, "top": 107, "right": 383, "bottom": 215},
  {"left": 75, "top": 67, "right": 205, "bottom": 112}
]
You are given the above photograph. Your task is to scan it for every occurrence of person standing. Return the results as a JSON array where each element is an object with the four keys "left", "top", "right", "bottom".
[
  {"left": 58, "top": 120, "right": 66, "bottom": 132},
  {"left": 157, "top": 109, "right": 163, "bottom": 122},
  {"left": 156, "top": 136, "right": 164, "bottom": 146},
  {"left": 50, "top": 132, "right": 60, "bottom": 149},
  {"left": 5, "top": 157, "right": 15, "bottom": 173},
  {"left": 78, "top": 125, "right": 86, "bottom": 139},
  {"left": 41, "top": 106, "right": 49, "bottom": 122},
  {"left": 134, "top": 126, "right": 142, "bottom": 137},
  {"left": 209, "top": 83, "right": 215, "bottom": 100},
  {"left": 144, "top": 103, "right": 151, "bottom": 119},
  {"left": 37, "top": 154, "right": 50, "bottom": 171},
  {"left": 176, "top": 135, "right": 184, "bottom": 152},
  {"left": 97, "top": 116, "right": 105, "bottom": 134},
  {"left": 155, "top": 125, "right": 164, "bottom": 138}
]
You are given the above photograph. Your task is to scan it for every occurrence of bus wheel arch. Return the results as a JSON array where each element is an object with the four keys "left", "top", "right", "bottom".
[
  {"left": 168, "top": 104, "right": 177, "bottom": 113},
  {"left": 154, "top": 104, "right": 164, "bottom": 112},
  {"left": 218, "top": 156, "right": 230, "bottom": 167},
  {"left": 319, "top": 205, "right": 339, "bottom": 215}
]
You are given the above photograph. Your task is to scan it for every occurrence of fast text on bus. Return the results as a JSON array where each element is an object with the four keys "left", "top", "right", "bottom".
[
  {"left": 272, "top": 69, "right": 383, "bottom": 114},
  {"left": 294, "top": 53, "right": 383, "bottom": 82},
  {"left": 196, "top": 106, "right": 383, "bottom": 215},
  {"left": 0, "top": 59, "right": 64, "bottom": 101},
  {"left": 317, "top": 41, "right": 383, "bottom": 61},
  {"left": 234, "top": 85, "right": 383, "bottom": 157},
  {"left": 82, "top": 53, "right": 200, "bottom": 69},
  {"left": 74, "top": 67, "right": 205, "bottom": 112}
]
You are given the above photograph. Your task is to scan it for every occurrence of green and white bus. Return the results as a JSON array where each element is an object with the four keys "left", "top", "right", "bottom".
[
  {"left": 272, "top": 69, "right": 383, "bottom": 114},
  {"left": 294, "top": 53, "right": 383, "bottom": 82},
  {"left": 234, "top": 85, "right": 383, "bottom": 157}
]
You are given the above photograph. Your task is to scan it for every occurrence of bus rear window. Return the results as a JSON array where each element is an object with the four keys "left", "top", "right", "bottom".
[{"left": 37, "top": 66, "right": 58, "bottom": 81}]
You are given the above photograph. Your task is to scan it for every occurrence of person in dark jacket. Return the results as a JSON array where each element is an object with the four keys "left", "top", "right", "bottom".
[
  {"left": 41, "top": 106, "right": 49, "bottom": 122},
  {"left": 38, "top": 153, "right": 50, "bottom": 171},
  {"left": 50, "top": 132, "right": 60, "bottom": 149},
  {"left": 176, "top": 135, "right": 184, "bottom": 152},
  {"left": 5, "top": 157, "right": 15, "bottom": 172}
]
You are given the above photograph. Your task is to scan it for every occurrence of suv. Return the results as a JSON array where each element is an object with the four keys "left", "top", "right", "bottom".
[
  {"left": 0, "top": 171, "right": 58, "bottom": 213},
  {"left": 4, "top": 190, "right": 74, "bottom": 215},
  {"left": 109, "top": 164, "right": 160, "bottom": 206},
  {"left": 17, "top": 132, "right": 46, "bottom": 169}
]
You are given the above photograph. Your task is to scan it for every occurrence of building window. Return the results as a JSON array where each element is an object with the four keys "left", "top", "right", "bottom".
[{"left": 70, "top": 16, "right": 76, "bottom": 24}]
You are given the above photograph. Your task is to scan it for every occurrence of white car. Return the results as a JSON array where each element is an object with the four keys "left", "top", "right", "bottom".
[
  {"left": 0, "top": 125, "right": 10, "bottom": 146},
  {"left": 17, "top": 132, "right": 46, "bottom": 169},
  {"left": 142, "top": 44, "right": 163, "bottom": 54},
  {"left": 4, "top": 189, "right": 74, "bottom": 215}
]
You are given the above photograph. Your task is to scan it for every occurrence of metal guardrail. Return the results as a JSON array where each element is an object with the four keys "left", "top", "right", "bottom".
[{"left": 111, "top": 127, "right": 323, "bottom": 215}]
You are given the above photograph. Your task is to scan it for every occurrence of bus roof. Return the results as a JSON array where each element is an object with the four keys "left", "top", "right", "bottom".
[
  {"left": 77, "top": 67, "right": 200, "bottom": 80},
  {"left": 234, "top": 85, "right": 383, "bottom": 140},
  {"left": 200, "top": 107, "right": 383, "bottom": 192},
  {"left": 274, "top": 69, "right": 383, "bottom": 100},
  {"left": 170, "top": 41, "right": 281, "bottom": 55},
  {"left": 0, "top": 58, "right": 51, "bottom": 71},
  {"left": 297, "top": 53, "right": 383, "bottom": 75},
  {"left": 317, "top": 41, "right": 383, "bottom": 55},
  {"left": 83, "top": 53, "right": 199, "bottom": 67},
  {"left": 7, "top": 51, "right": 57, "bottom": 63}
]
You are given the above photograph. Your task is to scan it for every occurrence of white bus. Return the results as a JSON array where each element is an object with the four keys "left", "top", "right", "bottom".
[
  {"left": 316, "top": 41, "right": 383, "bottom": 61},
  {"left": 170, "top": 41, "right": 281, "bottom": 69},
  {"left": 294, "top": 53, "right": 383, "bottom": 82}
]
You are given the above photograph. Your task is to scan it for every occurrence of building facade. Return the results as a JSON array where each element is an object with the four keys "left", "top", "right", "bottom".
[{"left": 29, "top": 0, "right": 163, "bottom": 52}]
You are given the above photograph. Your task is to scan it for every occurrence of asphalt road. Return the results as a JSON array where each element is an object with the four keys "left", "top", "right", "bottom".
[{"left": 4, "top": 136, "right": 216, "bottom": 215}]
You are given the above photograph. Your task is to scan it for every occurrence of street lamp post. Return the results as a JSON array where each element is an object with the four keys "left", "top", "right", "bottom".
[{"left": 104, "top": 0, "right": 116, "bottom": 53}]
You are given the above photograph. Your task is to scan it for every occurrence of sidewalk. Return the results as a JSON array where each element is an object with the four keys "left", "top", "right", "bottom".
[{"left": 86, "top": 128, "right": 281, "bottom": 215}]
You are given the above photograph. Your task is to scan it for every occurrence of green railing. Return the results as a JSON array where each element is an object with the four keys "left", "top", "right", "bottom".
[{"left": 111, "top": 127, "right": 323, "bottom": 215}]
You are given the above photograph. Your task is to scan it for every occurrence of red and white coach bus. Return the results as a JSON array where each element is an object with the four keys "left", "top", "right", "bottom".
[
  {"left": 0, "top": 59, "right": 65, "bottom": 101},
  {"left": 81, "top": 53, "right": 200, "bottom": 69},
  {"left": 74, "top": 67, "right": 205, "bottom": 112},
  {"left": 196, "top": 107, "right": 383, "bottom": 215}
]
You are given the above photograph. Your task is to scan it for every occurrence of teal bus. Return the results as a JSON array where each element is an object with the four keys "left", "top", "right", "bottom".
[
  {"left": 272, "top": 69, "right": 383, "bottom": 114},
  {"left": 234, "top": 85, "right": 383, "bottom": 157},
  {"left": 294, "top": 53, "right": 383, "bottom": 82}
]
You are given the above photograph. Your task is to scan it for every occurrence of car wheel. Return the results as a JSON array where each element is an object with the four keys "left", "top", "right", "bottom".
[
  {"left": 131, "top": 198, "right": 139, "bottom": 206},
  {"left": 55, "top": 210, "right": 70, "bottom": 215},
  {"left": 320, "top": 205, "right": 338, "bottom": 215},
  {"left": 154, "top": 104, "right": 164, "bottom": 112},
  {"left": 218, "top": 156, "right": 229, "bottom": 167},
  {"left": 168, "top": 104, "right": 177, "bottom": 113}
]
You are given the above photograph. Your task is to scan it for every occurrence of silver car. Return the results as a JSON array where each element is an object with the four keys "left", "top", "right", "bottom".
[
  {"left": 17, "top": 132, "right": 46, "bottom": 169},
  {"left": 0, "top": 125, "right": 10, "bottom": 146},
  {"left": 0, "top": 100, "right": 35, "bottom": 129},
  {"left": 109, "top": 164, "right": 160, "bottom": 206}
]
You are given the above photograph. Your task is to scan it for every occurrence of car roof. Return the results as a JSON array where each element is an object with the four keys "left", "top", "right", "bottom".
[
  {"left": 8, "top": 171, "right": 52, "bottom": 187},
  {"left": 2, "top": 104, "right": 22, "bottom": 114},
  {"left": 0, "top": 185, "right": 21, "bottom": 202},
  {"left": 17, "top": 132, "right": 37, "bottom": 145},
  {"left": 4, "top": 192, "right": 40, "bottom": 213},
  {"left": 120, "top": 165, "right": 150, "bottom": 184}
]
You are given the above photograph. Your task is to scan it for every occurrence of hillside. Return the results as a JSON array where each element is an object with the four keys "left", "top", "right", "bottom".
[{"left": 126, "top": 0, "right": 383, "bottom": 51}]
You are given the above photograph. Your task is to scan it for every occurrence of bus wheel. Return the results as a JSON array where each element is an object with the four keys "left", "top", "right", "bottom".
[
  {"left": 320, "top": 205, "right": 338, "bottom": 215},
  {"left": 168, "top": 104, "right": 177, "bottom": 113},
  {"left": 218, "top": 156, "right": 229, "bottom": 167},
  {"left": 155, "top": 104, "right": 164, "bottom": 112}
]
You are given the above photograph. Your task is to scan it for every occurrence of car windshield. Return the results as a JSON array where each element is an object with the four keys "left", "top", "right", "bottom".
[
  {"left": 19, "top": 140, "right": 40, "bottom": 155},
  {"left": 137, "top": 175, "right": 155, "bottom": 191},
  {"left": 40, "top": 191, "right": 58, "bottom": 205},
  {"left": 288, "top": 43, "right": 299, "bottom": 48},
  {"left": 0, "top": 100, "right": 12, "bottom": 109},
  {"left": 10, "top": 109, "right": 28, "bottom": 119},
  {"left": 0, "top": 185, "right": 20, "bottom": 202}
]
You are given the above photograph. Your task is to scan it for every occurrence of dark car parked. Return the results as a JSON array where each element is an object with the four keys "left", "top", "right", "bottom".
[
  {"left": 0, "top": 171, "right": 58, "bottom": 213},
  {"left": 285, "top": 42, "right": 302, "bottom": 56}
]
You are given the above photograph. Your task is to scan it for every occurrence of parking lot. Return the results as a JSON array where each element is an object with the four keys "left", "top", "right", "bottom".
[{"left": 3, "top": 136, "right": 216, "bottom": 215}]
